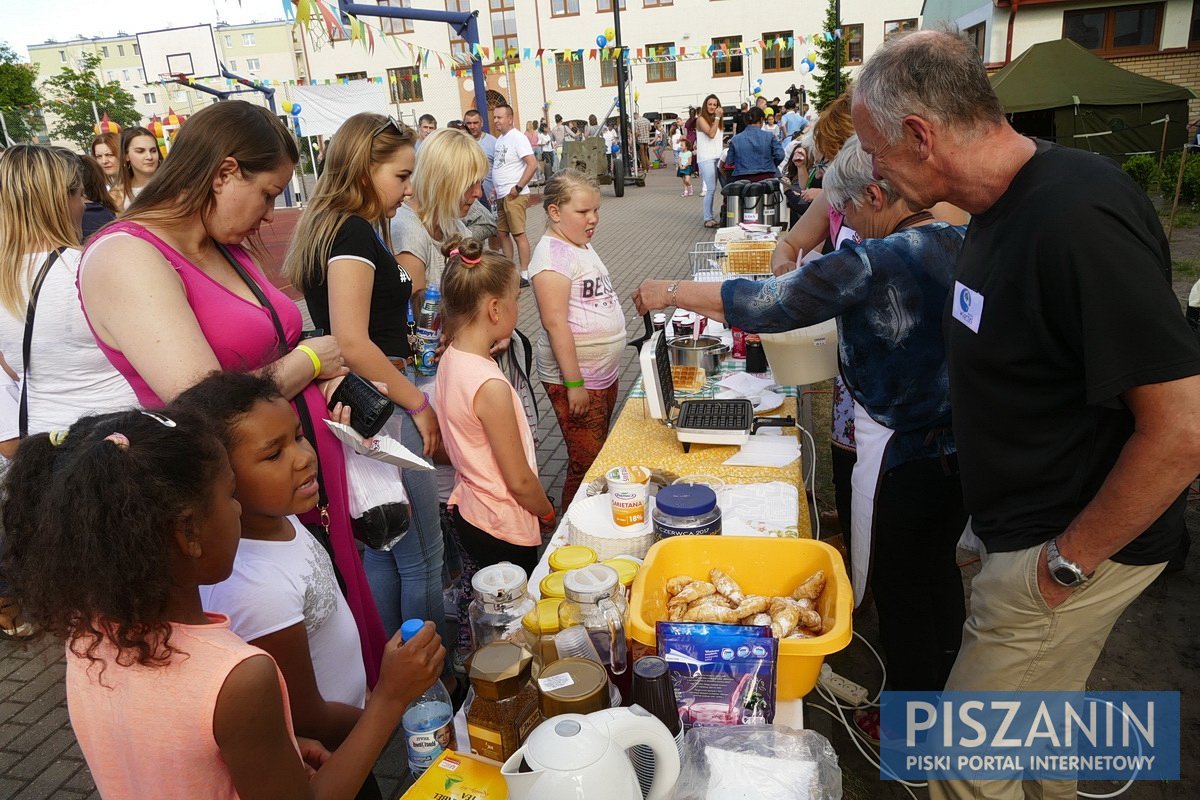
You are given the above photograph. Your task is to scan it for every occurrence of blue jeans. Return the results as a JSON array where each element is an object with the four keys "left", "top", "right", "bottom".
[
  {"left": 362, "top": 410, "right": 446, "bottom": 647},
  {"left": 698, "top": 158, "right": 719, "bottom": 222}
]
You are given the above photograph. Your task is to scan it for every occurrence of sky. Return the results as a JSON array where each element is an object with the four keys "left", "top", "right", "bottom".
[{"left": 0, "top": 0, "right": 290, "bottom": 60}]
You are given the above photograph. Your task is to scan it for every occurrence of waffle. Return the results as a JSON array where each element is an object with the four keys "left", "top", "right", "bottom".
[{"left": 671, "top": 365, "right": 707, "bottom": 393}]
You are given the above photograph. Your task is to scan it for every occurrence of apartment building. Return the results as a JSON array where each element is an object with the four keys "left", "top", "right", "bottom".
[{"left": 27, "top": 1, "right": 927, "bottom": 145}]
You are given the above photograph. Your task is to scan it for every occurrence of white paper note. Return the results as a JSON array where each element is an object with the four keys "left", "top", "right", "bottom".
[{"left": 324, "top": 420, "right": 434, "bottom": 471}]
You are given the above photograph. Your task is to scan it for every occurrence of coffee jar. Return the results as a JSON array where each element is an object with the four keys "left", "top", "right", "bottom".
[{"left": 466, "top": 642, "right": 542, "bottom": 762}]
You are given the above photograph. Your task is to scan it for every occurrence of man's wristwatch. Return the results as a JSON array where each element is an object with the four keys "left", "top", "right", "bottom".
[
  {"left": 1046, "top": 538, "right": 1090, "bottom": 587},
  {"left": 515, "top": 184, "right": 525, "bottom": 193}
]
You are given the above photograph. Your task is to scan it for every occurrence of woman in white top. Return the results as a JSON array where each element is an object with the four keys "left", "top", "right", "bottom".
[
  {"left": 0, "top": 145, "right": 136, "bottom": 440},
  {"left": 0, "top": 145, "right": 137, "bottom": 637},
  {"left": 695, "top": 94, "right": 724, "bottom": 227},
  {"left": 117, "top": 126, "right": 161, "bottom": 210}
]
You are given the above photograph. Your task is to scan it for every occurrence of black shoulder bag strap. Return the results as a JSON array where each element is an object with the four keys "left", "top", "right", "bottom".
[
  {"left": 214, "top": 243, "right": 343, "bottom": 586},
  {"left": 19, "top": 248, "right": 66, "bottom": 438}
]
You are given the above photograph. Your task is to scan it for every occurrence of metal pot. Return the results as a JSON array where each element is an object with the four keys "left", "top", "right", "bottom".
[{"left": 667, "top": 335, "right": 728, "bottom": 373}]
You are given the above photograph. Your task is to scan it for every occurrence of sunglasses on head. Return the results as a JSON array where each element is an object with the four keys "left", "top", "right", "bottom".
[{"left": 373, "top": 116, "right": 407, "bottom": 138}]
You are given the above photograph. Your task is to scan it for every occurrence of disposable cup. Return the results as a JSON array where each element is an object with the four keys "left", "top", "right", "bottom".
[{"left": 555, "top": 625, "right": 603, "bottom": 663}]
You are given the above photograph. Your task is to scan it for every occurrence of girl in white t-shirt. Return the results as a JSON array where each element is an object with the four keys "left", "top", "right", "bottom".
[
  {"left": 177, "top": 370, "right": 443, "bottom": 795},
  {"left": 529, "top": 170, "right": 626, "bottom": 509}
]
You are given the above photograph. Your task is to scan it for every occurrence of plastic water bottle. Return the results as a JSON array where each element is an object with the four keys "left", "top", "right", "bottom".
[
  {"left": 413, "top": 285, "right": 441, "bottom": 377},
  {"left": 400, "top": 619, "right": 456, "bottom": 776}
]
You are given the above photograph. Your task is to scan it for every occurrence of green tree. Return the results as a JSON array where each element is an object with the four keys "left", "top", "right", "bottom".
[
  {"left": 811, "top": 0, "right": 851, "bottom": 111},
  {"left": 0, "top": 42, "right": 40, "bottom": 144},
  {"left": 42, "top": 52, "right": 140, "bottom": 149}
]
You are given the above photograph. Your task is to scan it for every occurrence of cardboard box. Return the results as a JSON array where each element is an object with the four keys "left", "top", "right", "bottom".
[{"left": 399, "top": 750, "right": 507, "bottom": 800}]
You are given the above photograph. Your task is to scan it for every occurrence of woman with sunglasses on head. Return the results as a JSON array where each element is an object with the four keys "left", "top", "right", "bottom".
[
  {"left": 77, "top": 101, "right": 391, "bottom": 687},
  {"left": 284, "top": 114, "right": 454, "bottom": 694}
]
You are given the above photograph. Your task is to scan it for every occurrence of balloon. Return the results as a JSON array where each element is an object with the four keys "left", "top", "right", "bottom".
[
  {"left": 291, "top": 103, "right": 302, "bottom": 115},
  {"left": 596, "top": 34, "right": 607, "bottom": 48},
  {"left": 604, "top": 27, "right": 615, "bottom": 41},
  {"left": 799, "top": 60, "right": 812, "bottom": 75},
  {"left": 756, "top": 77, "right": 763, "bottom": 85},
  {"left": 752, "top": 87, "right": 761, "bottom": 95},
  {"left": 282, "top": 100, "right": 294, "bottom": 114}
]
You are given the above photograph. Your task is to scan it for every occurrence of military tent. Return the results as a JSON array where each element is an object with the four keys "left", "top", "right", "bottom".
[{"left": 989, "top": 38, "right": 1194, "bottom": 159}]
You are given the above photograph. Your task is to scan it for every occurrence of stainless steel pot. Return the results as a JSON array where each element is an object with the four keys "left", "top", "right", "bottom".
[{"left": 667, "top": 335, "right": 729, "bottom": 373}]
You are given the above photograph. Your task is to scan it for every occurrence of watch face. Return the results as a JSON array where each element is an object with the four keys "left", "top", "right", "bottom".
[{"left": 1052, "top": 565, "right": 1080, "bottom": 586}]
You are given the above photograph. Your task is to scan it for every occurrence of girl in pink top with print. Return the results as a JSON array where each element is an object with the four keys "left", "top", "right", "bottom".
[
  {"left": 2, "top": 407, "right": 444, "bottom": 799},
  {"left": 435, "top": 236, "right": 556, "bottom": 578},
  {"left": 529, "top": 170, "right": 626, "bottom": 510}
]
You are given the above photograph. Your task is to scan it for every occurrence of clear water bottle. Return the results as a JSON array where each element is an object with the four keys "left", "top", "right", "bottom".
[
  {"left": 399, "top": 619, "right": 456, "bottom": 776},
  {"left": 414, "top": 285, "right": 441, "bottom": 377}
]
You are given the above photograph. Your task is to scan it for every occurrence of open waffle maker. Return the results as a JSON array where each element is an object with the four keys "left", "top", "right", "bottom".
[{"left": 629, "top": 314, "right": 795, "bottom": 453}]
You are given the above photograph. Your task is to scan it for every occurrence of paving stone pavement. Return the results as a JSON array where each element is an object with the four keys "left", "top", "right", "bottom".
[{"left": 0, "top": 165, "right": 712, "bottom": 799}]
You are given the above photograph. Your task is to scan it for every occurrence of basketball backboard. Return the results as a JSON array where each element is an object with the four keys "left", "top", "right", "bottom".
[{"left": 137, "top": 24, "right": 220, "bottom": 81}]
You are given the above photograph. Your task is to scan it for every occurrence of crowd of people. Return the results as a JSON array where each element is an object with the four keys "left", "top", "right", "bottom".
[{"left": 0, "top": 26, "right": 1195, "bottom": 800}]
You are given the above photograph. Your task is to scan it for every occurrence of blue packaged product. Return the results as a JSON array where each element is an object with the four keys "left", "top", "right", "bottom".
[{"left": 655, "top": 622, "right": 777, "bottom": 730}]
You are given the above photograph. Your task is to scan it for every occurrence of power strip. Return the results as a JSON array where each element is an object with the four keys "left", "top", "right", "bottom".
[{"left": 818, "top": 664, "right": 869, "bottom": 707}]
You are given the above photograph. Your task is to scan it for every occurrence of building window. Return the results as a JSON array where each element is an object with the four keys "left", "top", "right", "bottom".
[
  {"left": 598, "top": 0, "right": 626, "bottom": 9},
  {"left": 555, "top": 53, "right": 585, "bottom": 89},
  {"left": 644, "top": 0, "right": 671, "bottom": 6},
  {"left": 552, "top": 0, "right": 579, "bottom": 16},
  {"left": 843, "top": 23, "right": 864, "bottom": 65},
  {"left": 107, "top": 70, "right": 116, "bottom": 81},
  {"left": 224, "top": 34, "right": 233, "bottom": 47},
  {"left": 965, "top": 22, "right": 986, "bottom": 57},
  {"left": 711, "top": 35, "right": 742, "bottom": 77},
  {"left": 447, "top": 0, "right": 471, "bottom": 60},
  {"left": 646, "top": 41, "right": 676, "bottom": 82},
  {"left": 490, "top": 0, "right": 519, "bottom": 60},
  {"left": 58, "top": 50, "right": 66, "bottom": 62},
  {"left": 133, "top": 43, "right": 140, "bottom": 55},
  {"left": 138, "top": 68, "right": 145, "bottom": 81},
  {"left": 143, "top": 91, "right": 156, "bottom": 103},
  {"left": 1192, "top": 0, "right": 1200, "bottom": 45},
  {"left": 388, "top": 66, "right": 423, "bottom": 101},
  {"left": 229, "top": 59, "right": 238, "bottom": 71},
  {"left": 173, "top": 89, "right": 187, "bottom": 102},
  {"left": 601, "top": 55, "right": 618, "bottom": 85},
  {"left": 380, "top": 0, "right": 415, "bottom": 34},
  {"left": 246, "top": 58, "right": 261, "bottom": 71},
  {"left": 884, "top": 18, "right": 918, "bottom": 42},
  {"left": 242, "top": 33, "right": 256, "bottom": 47},
  {"left": 122, "top": 69, "right": 130, "bottom": 81},
  {"left": 337, "top": 71, "right": 368, "bottom": 82},
  {"left": 1064, "top": 3, "right": 1163, "bottom": 55},
  {"left": 761, "top": 30, "right": 793, "bottom": 72},
  {"left": 101, "top": 46, "right": 109, "bottom": 57},
  {"left": 118, "top": 44, "right": 125, "bottom": 56}
]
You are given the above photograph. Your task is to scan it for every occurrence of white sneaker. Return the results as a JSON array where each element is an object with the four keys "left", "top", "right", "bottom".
[
  {"left": 521, "top": 270, "right": 530, "bottom": 281},
  {"left": 701, "top": 188, "right": 707, "bottom": 197}
]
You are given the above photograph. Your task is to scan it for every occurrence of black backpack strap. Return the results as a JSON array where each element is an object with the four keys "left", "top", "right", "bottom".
[{"left": 19, "top": 248, "right": 65, "bottom": 438}]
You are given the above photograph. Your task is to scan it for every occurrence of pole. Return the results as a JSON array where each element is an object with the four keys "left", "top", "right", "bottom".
[
  {"left": 91, "top": 100, "right": 101, "bottom": 125},
  {"left": 0, "top": 111, "right": 12, "bottom": 146},
  {"left": 613, "top": 2, "right": 631, "bottom": 185},
  {"left": 1158, "top": 114, "right": 1170, "bottom": 169}
]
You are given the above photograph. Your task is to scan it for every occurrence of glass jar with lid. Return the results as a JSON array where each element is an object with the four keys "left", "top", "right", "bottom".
[
  {"left": 558, "top": 564, "right": 631, "bottom": 698},
  {"left": 651, "top": 483, "right": 722, "bottom": 539},
  {"left": 465, "top": 641, "right": 542, "bottom": 762},
  {"left": 521, "top": 598, "right": 563, "bottom": 675},
  {"left": 469, "top": 562, "right": 536, "bottom": 649}
]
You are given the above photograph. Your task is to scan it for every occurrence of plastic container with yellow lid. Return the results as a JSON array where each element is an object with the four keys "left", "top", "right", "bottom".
[
  {"left": 522, "top": 598, "right": 563, "bottom": 674},
  {"left": 538, "top": 570, "right": 567, "bottom": 599},
  {"left": 548, "top": 545, "right": 598, "bottom": 572},
  {"left": 600, "top": 557, "right": 640, "bottom": 599}
]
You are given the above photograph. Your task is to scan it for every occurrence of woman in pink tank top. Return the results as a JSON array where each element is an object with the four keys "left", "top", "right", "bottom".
[{"left": 77, "top": 101, "right": 388, "bottom": 686}]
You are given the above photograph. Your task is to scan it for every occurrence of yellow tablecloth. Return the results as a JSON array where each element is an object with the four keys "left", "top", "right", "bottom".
[{"left": 582, "top": 395, "right": 812, "bottom": 538}]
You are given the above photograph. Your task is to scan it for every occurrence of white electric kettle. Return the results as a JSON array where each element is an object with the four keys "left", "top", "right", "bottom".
[{"left": 501, "top": 705, "right": 681, "bottom": 800}]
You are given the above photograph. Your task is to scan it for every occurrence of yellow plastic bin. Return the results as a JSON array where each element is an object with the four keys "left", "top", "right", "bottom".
[{"left": 628, "top": 536, "right": 852, "bottom": 700}]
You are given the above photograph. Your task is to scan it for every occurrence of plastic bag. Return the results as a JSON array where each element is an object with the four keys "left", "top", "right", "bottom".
[
  {"left": 671, "top": 725, "right": 841, "bottom": 800},
  {"left": 342, "top": 441, "right": 408, "bottom": 517}
]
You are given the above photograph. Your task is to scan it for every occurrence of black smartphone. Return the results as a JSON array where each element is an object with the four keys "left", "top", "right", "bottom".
[{"left": 300, "top": 329, "right": 325, "bottom": 340}]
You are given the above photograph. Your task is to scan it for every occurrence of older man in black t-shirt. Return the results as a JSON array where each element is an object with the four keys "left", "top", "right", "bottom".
[{"left": 853, "top": 31, "right": 1200, "bottom": 800}]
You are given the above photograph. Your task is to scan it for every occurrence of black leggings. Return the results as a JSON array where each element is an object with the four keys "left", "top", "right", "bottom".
[
  {"left": 869, "top": 454, "right": 967, "bottom": 692},
  {"left": 451, "top": 506, "right": 540, "bottom": 575}
]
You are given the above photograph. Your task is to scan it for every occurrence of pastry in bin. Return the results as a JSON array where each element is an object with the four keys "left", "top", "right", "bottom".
[{"left": 670, "top": 365, "right": 707, "bottom": 393}]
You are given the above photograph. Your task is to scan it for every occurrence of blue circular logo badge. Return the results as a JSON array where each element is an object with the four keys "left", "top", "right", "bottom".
[{"left": 958, "top": 287, "right": 971, "bottom": 314}]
